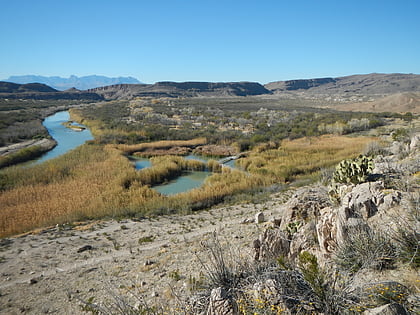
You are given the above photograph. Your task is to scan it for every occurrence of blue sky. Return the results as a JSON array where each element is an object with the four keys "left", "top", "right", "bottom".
[{"left": 1, "top": 0, "right": 419, "bottom": 83}]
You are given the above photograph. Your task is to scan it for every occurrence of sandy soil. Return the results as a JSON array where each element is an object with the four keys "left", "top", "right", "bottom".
[{"left": 0, "top": 195, "right": 287, "bottom": 314}]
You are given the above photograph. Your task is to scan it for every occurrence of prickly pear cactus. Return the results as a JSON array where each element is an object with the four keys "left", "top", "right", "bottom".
[{"left": 332, "top": 155, "right": 374, "bottom": 185}]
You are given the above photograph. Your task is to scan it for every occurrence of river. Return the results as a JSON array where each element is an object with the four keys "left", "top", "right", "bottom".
[
  {"left": 33, "top": 111, "right": 93, "bottom": 164},
  {"left": 38, "top": 111, "right": 231, "bottom": 195}
]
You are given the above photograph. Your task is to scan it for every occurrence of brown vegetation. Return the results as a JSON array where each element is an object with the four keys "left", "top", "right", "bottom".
[{"left": 0, "top": 135, "right": 376, "bottom": 237}]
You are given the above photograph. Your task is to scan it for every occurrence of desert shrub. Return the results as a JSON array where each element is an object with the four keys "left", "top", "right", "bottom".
[
  {"left": 363, "top": 141, "right": 389, "bottom": 157},
  {"left": 391, "top": 128, "right": 410, "bottom": 143},
  {"left": 392, "top": 194, "right": 420, "bottom": 267},
  {"left": 335, "top": 226, "right": 397, "bottom": 272},
  {"left": 78, "top": 288, "right": 163, "bottom": 315}
]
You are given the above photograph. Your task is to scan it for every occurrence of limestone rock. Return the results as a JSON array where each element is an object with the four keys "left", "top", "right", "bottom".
[
  {"left": 255, "top": 212, "right": 265, "bottom": 224},
  {"left": 409, "top": 133, "right": 419, "bottom": 152},
  {"left": 341, "top": 181, "right": 384, "bottom": 220},
  {"left": 254, "top": 228, "right": 290, "bottom": 261},
  {"left": 289, "top": 221, "right": 318, "bottom": 261},
  {"left": 206, "top": 287, "right": 234, "bottom": 315},
  {"left": 316, "top": 207, "right": 338, "bottom": 255},
  {"left": 362, "top": 303, "right": 408, "bottom": 315},
  {"left": 279, "top": 186, "right": 331, "bottom": 231}
]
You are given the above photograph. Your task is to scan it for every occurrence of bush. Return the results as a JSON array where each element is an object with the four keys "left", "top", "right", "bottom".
[{"left": 335, "top": 225, "right": 397, "bottom": 272}]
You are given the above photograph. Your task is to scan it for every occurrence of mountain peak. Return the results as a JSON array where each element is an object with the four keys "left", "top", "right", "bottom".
[{"left": 4, "top": 75, "right": 141, "bottom": 90}]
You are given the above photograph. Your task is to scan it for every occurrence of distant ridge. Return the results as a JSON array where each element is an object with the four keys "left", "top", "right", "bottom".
[
  {"left": 0, "top": 81, "right": 103, "bottom": 100},
  {"left": 265, "top": 73, "right": 420, "bottom": 95},
  {"left": 89, "top": 81, "right": 271, "bottom": 99},
  {"left": 4, "top": 75, "right": 141, "bottom": 90}
]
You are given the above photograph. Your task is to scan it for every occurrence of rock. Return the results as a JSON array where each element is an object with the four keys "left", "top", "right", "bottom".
[
  {"left": 341, "top": 181, "right": 384, "bottom": 220},
  {"left": 77, "top": 245, "right": 93, "bottom": 253},
  {"left": 316, "top": 207, "right": 337, "bottom": 255},
  {"left": 378, "top": 191, "right": 402, "bottom": 212},
  {"left": 279, "top": 186, "right": 331, "bottom": 231},
  {"left": 255, "top": 212, "right": 265, "bottom": 224},
  {"left": 362, "top": 303, "right": 409, "bottom": 315},
  {"left": 288, "top": 222, "right": 318, "bottom": 261},
  {"left": 254, "top": 228, "right": 290, "bottom": 261},
  {"left": 241, "top": 218, "right": 253, "bottom": 224},
  {"left": 252, "top": 272, "right": 318, "bottom": 314},
  {"left": 151, "top": 291, "right": 159, "bottom": 297},
  {"left": 144, "top": 260, "right": 154, "bottom": 266},
  {"left": 409, "top": 134, "right": 419, "bottom": 152},
  {"left": 206, "top": 287, "right": 234, "bottom": 315}
]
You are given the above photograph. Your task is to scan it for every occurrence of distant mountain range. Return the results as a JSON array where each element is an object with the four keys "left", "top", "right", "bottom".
[
  {"left": 0, "top": 82, "right": 103, "bottom": 100},
  {"left": 3, "top": 75, "right": 141, "bottom": 90},
  {"left": 1, "top": 74, "right": 419, "bottom": 110}
]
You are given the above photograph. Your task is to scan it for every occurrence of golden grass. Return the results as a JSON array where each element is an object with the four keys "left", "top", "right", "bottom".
[
  {"left": 0, "top": 134, "right": 376, "bottom": 237},
  {"left": 117, "top": 138, "right": 207, "bottom": 155},
  {"left": 238, "top": 135, "right": 377, "bottom": 183}
]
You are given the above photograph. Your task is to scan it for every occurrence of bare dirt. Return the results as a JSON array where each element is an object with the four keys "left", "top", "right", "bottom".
[
  {"left": 330, "top": 92, "right": 420, "bottom": 114},
  {"left": 0, "top": 195, "right": 287, "bottom": 314}
]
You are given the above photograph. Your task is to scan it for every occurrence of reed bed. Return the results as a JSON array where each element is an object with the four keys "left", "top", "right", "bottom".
[
  {"left": 117, "top": 138, "right": 207, "bottom": 155},
  {"left": 237, "top": 135, "right": 377, "bottom": 182},
  {"left": 0, "top": 135, "right": 375, "bottom": 237}
]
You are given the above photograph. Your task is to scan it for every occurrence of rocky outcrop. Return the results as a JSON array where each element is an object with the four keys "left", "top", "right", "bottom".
[
  {"left": 206, "top": 287, "right": 235, "bottom": 315},
  {"left": 363, "top": 303, "right": 409, "bottom": 315},
  {"left": 89, "top": 81, "right": 271, "bottom": 99},
  {"left": 265, "top": 73, "right": 420, "bottom": 95}
]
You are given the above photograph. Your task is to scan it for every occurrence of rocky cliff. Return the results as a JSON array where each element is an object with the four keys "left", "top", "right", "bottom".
[{"left": 89, "top": 81, "right": 271, "bottom": 99}]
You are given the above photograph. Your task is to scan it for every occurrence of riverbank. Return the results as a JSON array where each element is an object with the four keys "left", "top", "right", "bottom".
[
  {"left": 0, "top": 138, "right": 57, "bottom": 168},
  {"left": 0, "top": 138, "right": 57, "bottom": 157}
]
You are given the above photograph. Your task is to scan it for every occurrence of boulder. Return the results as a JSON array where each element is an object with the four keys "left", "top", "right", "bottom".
[
  {"left": 254, "top": 228, "right": 290, "bottom": 261},
  {"left": 255, "top": 212, "right": 265, "bottom": 224},
  {"left": 316, "top": 207, "right": 338, "bottom": 255},
  {"left": 341, "top": 181, "right": 384, "bottom": 220},
  {"left": 206, "top": 287, "right": 234, "bottom": 315},
  {"left": 362, "top": 303, "right": 408, "bottom": 315}
]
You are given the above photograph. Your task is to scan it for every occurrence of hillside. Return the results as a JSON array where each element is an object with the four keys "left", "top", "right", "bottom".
[
  {"left": 89, "top": 81, "right": 271, "bottom": 99},
  {"left": 331, "top": 92, "right": 420, "bottom": 114},
  {"left": 265, "top": 73, "right": 420, "bottom": 95},
  {"left": 4, "top": 75, "right": 141, "bottom": 90},
  {"left": 0, "top": 130, "right": 418, "bottom": 314},
  {"left": 0, "top": 81, "right": 103, "bottom": 100}
]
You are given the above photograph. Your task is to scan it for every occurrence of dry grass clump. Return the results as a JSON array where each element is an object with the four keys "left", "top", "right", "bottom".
[
  {"left": 117, "top": 138, "right": 207, "bottom": 155},
  {"left": 238, "top": 135, "right": 376, "bottom": 183}
]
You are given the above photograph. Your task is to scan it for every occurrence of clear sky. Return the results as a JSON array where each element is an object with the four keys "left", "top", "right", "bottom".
[{"left": 1, "top": 0, "right": 419, "bottom": 84}]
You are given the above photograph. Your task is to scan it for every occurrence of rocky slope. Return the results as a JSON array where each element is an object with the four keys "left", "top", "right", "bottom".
[
  {"left": 89, "top": 81, "right": 271, "bottom": 99},
  {"left": 0, "top": 131, "right": 418, "bottom": 314},
  {"left": 265, "top": 73, "right": 420, "bottom": 96},
  {"left": 331, "top": 92, "right": 420, "bottom": 114}
]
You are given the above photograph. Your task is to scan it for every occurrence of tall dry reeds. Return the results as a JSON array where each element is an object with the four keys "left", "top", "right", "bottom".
[
  {"left": 117, "top": 138, "right": 207, "bottom": 155},
  {"left": 0, "top": 135, "right": 376, "bottom": 237}
]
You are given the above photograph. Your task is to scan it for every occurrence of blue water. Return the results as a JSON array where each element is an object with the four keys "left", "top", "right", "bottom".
[
  {"left": 154, "top": 171, "right": 210, "bottom": 195},
  {"left": 131, "top": 153, "right": 239, "bottom": 196},
  {"left": 133, "top": 158, "right": 152, "bottom": 170},
  {"left": 34, "top": 111, "right": 93, "bottom": 164}
]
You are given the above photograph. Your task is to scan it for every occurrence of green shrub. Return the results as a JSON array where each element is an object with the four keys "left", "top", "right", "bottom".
[{"left": 332, "top": 155, "right": 374, "bottom": 185}]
